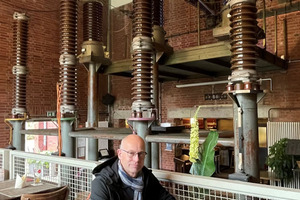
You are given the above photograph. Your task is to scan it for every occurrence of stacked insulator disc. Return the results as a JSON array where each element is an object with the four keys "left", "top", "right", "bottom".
[
  {"left": 59, "top": 0, "right": 78, "bottom": 113},
  {"left": 12, "top": 14, "right": 28, "bottom": 116},
  {"left": 230, "top": 2, "right": 257, "bottom": 74},
  {"left": 83, "top": 1, "right": 103, "bottom": 42},
  {"left": 131, "top": 0, "right": 153, "bottom": 105},
  {"left": 152, "top": 0, "right": 164, "bottom": 26},
  {"left": 133, "top": 0, "right": 152, "bottom": 38}
]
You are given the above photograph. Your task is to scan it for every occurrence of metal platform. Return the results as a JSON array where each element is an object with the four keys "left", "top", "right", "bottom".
[{"left": 104, "top": 41, "right": 287, "bottom": 81}]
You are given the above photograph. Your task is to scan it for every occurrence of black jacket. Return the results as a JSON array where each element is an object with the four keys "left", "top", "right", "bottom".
[{"left": 91, "top": 157, "right": 176, "bottom": 200}]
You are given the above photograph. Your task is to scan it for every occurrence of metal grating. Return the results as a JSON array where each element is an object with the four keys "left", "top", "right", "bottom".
[
  {"left": 2, "top": 149, "right": 300, "bottom": 200},
  {"left": 154, "top": 169, "right": 300, "bottom": 200},
  {"left": 160, "top": 181, "right": 272, "bottom": 200},
  {"left": 9, "top": 150, "right": 98, "bottom": 200},
  {"left": 0, "top": 153, "right": 3, "bottom": 169}
]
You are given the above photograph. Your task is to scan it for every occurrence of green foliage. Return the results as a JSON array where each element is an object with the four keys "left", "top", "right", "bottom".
[
  {"left": 27, "top": 151, "right": 51, "bottom": 169},
  {"left": 190, "top": 130, "right": 219, "bottom": 176},
  {"left": 266, "top": 138, "right": 294, "bottom": 180}
]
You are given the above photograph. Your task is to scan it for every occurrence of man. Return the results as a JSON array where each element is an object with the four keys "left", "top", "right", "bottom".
[{"left": 91, "top": 134, "right": 176, "bottom": 200}]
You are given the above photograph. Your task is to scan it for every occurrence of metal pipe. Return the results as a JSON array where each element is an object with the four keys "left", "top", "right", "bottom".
[
  {"left": 236, "top": 94, "right": 259, "bottom": 182},
  {"left": 274, "top": 11, "right": 277, "bottom": 55},
  {"left": 197, "top": 1, "right": 200, "bottom": 46},
  {"left": 283, "top": 18, "right": 287, "bottom": 59},
  {"left": 134, "top": 121, "right": 151, "bottom": 167},
  {"left": 10, "top": 121, "right": 25, "bottom": 151},
  {"left": 151, "top": 142, "right": 159, "bottom": 169},
  {"left": 257, "top": 78, "right": 272, "bottom": 91},
  {"left": 61, "top": 119, "right": 75, "bottom": 157},
  {"left": 86, "top": 62, "right": 99, "bottom": 161},
  {"left": 262, "top": 0, "right": 266, "bottom": 48},
  {"left": 176, "top": 80, "right": 228, "bottom": 88},
  {"left": 198, "top": 0, "right": 215, "bottom": 16},
  {"left": 107, "top": 0, "right": 111, "bottom": 53},
  {"left": 152, "top": 62, "right": 159, "bottom": 119},
  {"left": 268, "top": 107, "right": 300, "bottom": 121},
  {"left": 87, "top": 63, "right": 98, "bottom": 127}
]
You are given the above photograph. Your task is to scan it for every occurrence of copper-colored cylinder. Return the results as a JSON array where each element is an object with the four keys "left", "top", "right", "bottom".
[
  {"left": 83, "top": 1, "right": 103, "bottom": 42},
  {"left": 59, "top": 0, "right": 78, "bottom": 113},
  {"left": 133, "top": 0, "right": 152, "bottom": 38},
  {"left": 12, "top": 13, "right": 28, "bottom": 116},
  {"left": 131, "top": 0, "right": 153, "bottom": 105},
  {"left": 230, "top": 2, "right": 257, "bottom": 73}
]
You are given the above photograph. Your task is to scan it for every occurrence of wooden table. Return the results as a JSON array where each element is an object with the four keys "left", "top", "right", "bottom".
[{"left": 0, "top": 179, "right": 58, "bottom": 199}]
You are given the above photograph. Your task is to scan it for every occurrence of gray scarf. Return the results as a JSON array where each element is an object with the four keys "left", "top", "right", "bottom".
[{"left": 118, "top": 161, "right": 144, "bottom": 200}]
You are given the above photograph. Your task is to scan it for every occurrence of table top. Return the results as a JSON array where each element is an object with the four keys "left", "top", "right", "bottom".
[{"left": 0, "top": 179, "right": 58, "bottom": 199}]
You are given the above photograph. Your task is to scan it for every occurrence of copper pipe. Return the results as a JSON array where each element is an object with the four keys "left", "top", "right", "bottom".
[
  {"left": 12, "top": 13, "right": 28, "bottom": 116},
  {"left": 59, "top": 0, "right": 78, "bottom": 114}
]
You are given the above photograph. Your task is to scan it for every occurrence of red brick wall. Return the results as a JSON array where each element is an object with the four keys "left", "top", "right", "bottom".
[
  {"left": 0, "top": 1, "right": 61, "bottom": 147},
  {"left": 0, "top": 1, "right": 109, "bottom": 148}
]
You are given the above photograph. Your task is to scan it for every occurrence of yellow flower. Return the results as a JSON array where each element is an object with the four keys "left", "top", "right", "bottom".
[{"left": 189, "top": 106, "right": 200, "bottom": 163}]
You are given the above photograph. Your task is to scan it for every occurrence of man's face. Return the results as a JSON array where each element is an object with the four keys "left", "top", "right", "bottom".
[{"left": 118, "top": 136, "right": 145, "bottom": 178}]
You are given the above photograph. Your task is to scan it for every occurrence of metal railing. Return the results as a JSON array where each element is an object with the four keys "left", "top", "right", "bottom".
[
  {"left": 0, "top": 149, "right": 300, "bottom": 200},
  {"left": 6, "top": 149, "right": 98, "bottom": 200},
  {"left": 153, "top": 170, "right": 300, "bottom": 200}
]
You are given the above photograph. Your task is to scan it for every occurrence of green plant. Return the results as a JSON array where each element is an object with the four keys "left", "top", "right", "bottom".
[
  {"left": 266, "top": 138, "right": 294, "bottom": 180},
  {"left": 189, "top": 106, "right": 219, "bottom": 176}
]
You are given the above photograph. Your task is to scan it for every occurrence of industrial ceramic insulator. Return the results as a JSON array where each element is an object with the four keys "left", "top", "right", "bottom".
[
  {"left": 131, "top": 0, "right": 153, "bottom": 110},
  {"left": 229, "top": 2, "right": 257, "bottom": 83},
  {"left": 83, "top": 1, "right": 103, "bottom": 42},
  {"left": 152, "top": 0, "right": 164, "bottom": 26},
  {"left": 133, "top": 0, "right": 152, "bottom": 38},
  {"left": 59, "top": 0, "right": 78, "bottom": 114},
  {"left": 12, "top": 13, "right": 28, "bottom": 116}
]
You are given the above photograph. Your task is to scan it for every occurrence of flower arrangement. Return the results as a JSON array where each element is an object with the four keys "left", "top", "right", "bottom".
[{"left": 189, "top": 106, "right": 219, "bottom": 176}]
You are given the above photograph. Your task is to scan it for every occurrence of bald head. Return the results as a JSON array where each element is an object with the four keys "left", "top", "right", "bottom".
[{"left": 120, "top": 134, "right": 145, "bottom": 150}]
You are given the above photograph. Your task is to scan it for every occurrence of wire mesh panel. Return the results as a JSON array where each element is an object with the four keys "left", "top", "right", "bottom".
[
  {"left": 0, "top": 153, "right": 3, "bottom": 169},
  {"left": 154, "top": 170, "right": 300, "bottom": 200},
  {"left": 0, "top": 150, "right": 4, "bottom": 181},
  {"left": 4, "top": 149, "right": 300, "bottom": 200},
  {"left": 8, "top": 150, "right": 98, "bottom": 200}
]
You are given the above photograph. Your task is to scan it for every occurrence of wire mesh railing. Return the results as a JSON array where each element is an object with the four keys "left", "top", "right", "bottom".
[
  {"left": 8, "top": 150, "right": 98, "bottom": 200},
  {"left": 1, "top": 149, "right": 300, "bottom": 200},
  {"left": 153, "top": 169, "right": 300, "bottom": 200}
]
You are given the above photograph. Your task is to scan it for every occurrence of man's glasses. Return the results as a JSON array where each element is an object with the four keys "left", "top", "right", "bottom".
[{"left": 120, "top": 149, "right": 147, "bottom": 158}]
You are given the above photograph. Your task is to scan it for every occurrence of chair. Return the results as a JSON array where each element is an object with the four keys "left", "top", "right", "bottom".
[
  {"left": 21, "top": 185, "right": 69, "bottom": 200},
  {"left": 174, "top": 154, "right": 192, "bottom": 173}
]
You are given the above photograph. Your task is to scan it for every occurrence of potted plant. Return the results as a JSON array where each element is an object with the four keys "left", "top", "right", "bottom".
[{"left": 266, "top": 138, "right": 295, "bottom": 181}]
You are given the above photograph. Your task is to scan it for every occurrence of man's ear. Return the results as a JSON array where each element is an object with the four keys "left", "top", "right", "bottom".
[{"left": 117, "top": 149, "right": 122, "bottom": 159}]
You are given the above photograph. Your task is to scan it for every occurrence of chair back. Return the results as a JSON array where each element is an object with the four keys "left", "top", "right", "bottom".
[{"left": 21, "top": 185, "right": 69, "bottom": 200}]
